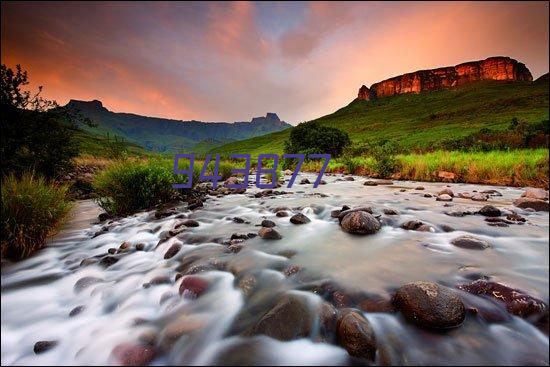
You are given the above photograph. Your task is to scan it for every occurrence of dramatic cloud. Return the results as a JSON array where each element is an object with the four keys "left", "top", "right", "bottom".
[{"left": 1, "top": 1, "right": 548, "bottom": 124}]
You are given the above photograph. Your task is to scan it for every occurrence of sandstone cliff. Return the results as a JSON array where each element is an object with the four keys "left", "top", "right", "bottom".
[{"left": 357, "top": 57, "right": 533, "bottom": 100}]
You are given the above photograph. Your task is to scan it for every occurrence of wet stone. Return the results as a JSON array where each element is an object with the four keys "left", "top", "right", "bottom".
[
  {"left": 74, "top": 276, "right": 103, "bottom": 293},
  {"left": 340, "top": 211, "right": 381, "bottom": 235},
  {"left": 393, "top": 281, "right": 466, "bottom": 329},
  {"left": 436, "top": 194, "right": 453, "bottom": 202},
  {"left": 99, "top": 256, "right": 119, "bottom": 268},
  {"left": 258, "top": 227, "right": 282, "bottom": 240},
  {"left": 182, "top": 219, "right": 200, "bottom": 227},
  {"left": 337, "top": 308, "right": 377, "bottom": 361},
  {"left": 478, "top": 205, "right": 501, "bottom": 217},
  {"left": 451, "top": 235, "right": 491, "bottom": 250},
  {"left": 289, "top": 213, "right": 311, "bottom": 224},
  {"left": 164, "top": 243, "right": 182, "bottom": 259},
  {"left": 69, "top": 305, "right": 85, "bottom": 317},
  {"left": 261, "top": 219, "right": 276, "bottom": 228},
  {"left": 401, "top": 220, "right": 424, "bottom": 231},
  {"left": 34, "top": 340, "right": 58, "bottom": 354},
  {"left": 110, "top": 343, "right": 157, "bottom": 366},
  {"left": 513, "top": 197, "right": 549, "bottom": 212}
]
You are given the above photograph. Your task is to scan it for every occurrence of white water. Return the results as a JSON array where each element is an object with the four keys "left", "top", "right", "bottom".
[{"left": 1, "top": 174, "right": 549, "bottom": 365}]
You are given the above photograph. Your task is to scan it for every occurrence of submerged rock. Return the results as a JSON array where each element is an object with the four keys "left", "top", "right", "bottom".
[
  {"left": 393, "top": 281, "right": 465, "bottom": 329},
  {"left": 258, "top": 227, "right": 282, "bottom": 240},
  {"left": 164, "top": 243, "right": 182, "bottom": 259},
  {"left": 513, "top": 197, "right": 549, "bottom": 212},
  {"left": 438, "top": 188, "right": 454, "bottom": 197},
  {"left": 400, "top": 220, "right": 424, "bottom": 231},
  {"left": 179, "top": 275, "right": 210, "bottom": 298},
  {"left": 290, "top": 213, "right": 311, "bottom": 224},
  {"left": 451, "top": 235, "right": 491, "bottom": 250},
  {"left": 340, "top": 212, "right": 381, "bottom": 235},
  {"left": 336, "top": 308, "right": 377, "bottom": 361},
  {"left": 261, "top": 219, "right": 276, "bottom": 228},
  {"left": 457, "top": 279, "right": 549, "bottom": 327},
  {"left": 478, "top": 205, "right": 501, "bottom": 217},
  {"left": 245, "top": 293, "right": 336, "bottom": 342},
  {"left": 110, "top": 342, "right": 156, "bottom": 366},
  {"left": 34, "top": 340, "right": 58, "bottom": 354},
  {"left": 436, "top": 194, "right": 453, "bottom": 202},
  {"left": 73, "top": 276, "right": 103, "bottom": 293}
]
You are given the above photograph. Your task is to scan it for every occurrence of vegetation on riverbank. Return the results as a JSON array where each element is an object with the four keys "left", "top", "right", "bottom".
[
  {"left": 300, "top": 148, "right": 549, "bottom": 188},
  {"left": 1, "top": 172, "right": 72, "bottom": 260}
]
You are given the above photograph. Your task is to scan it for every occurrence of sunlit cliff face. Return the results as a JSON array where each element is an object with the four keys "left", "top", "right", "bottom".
[{"left": 1, "top": 1, "right": 548, "bottom": 123}]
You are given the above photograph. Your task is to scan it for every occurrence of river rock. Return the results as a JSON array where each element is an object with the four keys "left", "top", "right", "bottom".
[
  {"left": 436, "top": 194, "right": 453, "bottom": 202},
  {"left": 513, "top": 197, "right": 549, "bottom": 212},
  {"left": 224, "top": 176, "right": 240, "bottom": 187},
  {"left": 258, "top": 227, "right": 282, "bottom": 239},
  {"left": 300, "top": 178, "right": 310, "bottom": 184},
  {"left": 423, "top": 193, "right": 433, "bottom": 198},
  {"left": 69, "top": 305, "right": 85, "bottom": 317},
  {"left": 393, "top": 281, "right": 466, "bottom": 329},
  {"left": 344, "top": 176, "right": 355, "bottom": 181},
  {"left": 336, "top": 308, "right": 377, "bottom": 361},
  {"left": 99, "top": 256, "right": 119, "bottom": 267},
  {"left": 438, "top": 188, "right": 454, "bottom": 197},
  {"left": 457, "top": 192, "right": 472, "bottom": 199},
  {"left": 415, "top": 186, "right": 425, "bottom": 190},
  {"left": 340, "top": 212, "right": 380, "bottom": 235},
  {"left": 521, "top": 188, "right": 549, "bottom": 201},
  {"left": 107, "top": 248, "right": 116, "bottom": 254},
  {"left": 471, "top": 193, "right": 488, "bottom": 201},
  {"left": 383, "top": 208, "right": 399, "bottom": 215},
  {"left": 290, "top": 213, "right": 311, "bottom": 224},
  {"left": 451, "top": 235, "right": 491, "bottom": 250},
  {"left": 260, "top": 219, "right": 276, "bottom": 228},
  {"left": 74, "top": 276, "right": 103, "bottom": 293},
  {"left": 506, "top": 212, "right": 526, "bottom": 222},
  {"left": 478, "top": 205, "right": 501, "bottom": 217},
  {"left": 337, "top": 207, "right": 373, "bottom": 223},
  {"left": 245, "top": 293, "right": 336, "bottom": 341},
  {"left": 179, "top": 275, "right": 210, "bottom": 298},
  {"left": 457, "top": 280, "right": 549, "bottom": 328},
  {"left": 276, "top": 211, "right": 289, "bottom": 217},
  {"left": 364, "top": 180, "right": 377, "bottom": 186},
  {"left": 400, "top": 220, "right": 424, "bottom": 231},
  {"left": 164, "top": 243, "right": 182, "bottom": 259},
  {"left": 135, "top": 243, "right": 145, "bottom": 251},
  {"left": 182, "top": 219, "right": 200, "bottom": 227},
  {"left": 34, "top": 340, "right": 58, "bottom": 354},
  {"left": 111, "top": 342, "right": 156, "bottom": 366}
]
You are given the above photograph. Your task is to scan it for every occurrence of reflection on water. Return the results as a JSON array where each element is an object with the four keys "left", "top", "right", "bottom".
[{"left": 1, "top": 174, "right": 548, "bottom": 365}]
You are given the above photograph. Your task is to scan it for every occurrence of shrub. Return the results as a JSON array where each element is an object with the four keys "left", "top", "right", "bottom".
[
  {"left": 371, "top": 140, "right": 400, "bottom": 178},
  {"left": 1, "top": 64, "right": 92, "bottom": 178},
  {"left": 284, "top": 121, "right": 350, "bottom": 157},
  {"left": 1, "top": 172, "right": 71, "bottom": 260},
  {"left": 93, "top": 158, "right": 199, "bottom": 216}
]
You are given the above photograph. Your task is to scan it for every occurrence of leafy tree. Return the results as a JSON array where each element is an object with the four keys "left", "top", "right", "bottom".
[
  {"left": 371, "top": 140, "right": 400, "bottom": 178},
  {"left": 0, "top": 64, "right": 91, "bottom": 177},
  {"left": 284, "top": 121, "right": 350, "bottom": 157}
]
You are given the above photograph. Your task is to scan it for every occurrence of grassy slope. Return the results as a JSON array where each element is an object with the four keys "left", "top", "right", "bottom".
[
  {"left": 213, "top": 80, "right": 549, "bottom": 156},
  {"left": 74, "top": 129, "right": 152, "bottom": 157}
]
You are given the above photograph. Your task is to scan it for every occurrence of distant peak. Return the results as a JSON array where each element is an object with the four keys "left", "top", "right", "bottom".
[{"left": 265, "top": 112, "right": 280, "bottom": 121}]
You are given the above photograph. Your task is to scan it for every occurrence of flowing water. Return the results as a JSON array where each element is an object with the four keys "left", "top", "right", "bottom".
[{"left": 1, "top": 174, "right": 549, "bottom": 365}]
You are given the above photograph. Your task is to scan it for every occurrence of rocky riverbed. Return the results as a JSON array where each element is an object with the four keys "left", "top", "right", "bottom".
[{"left": 1, "top": 173, "right": 549, "bottom": 365}]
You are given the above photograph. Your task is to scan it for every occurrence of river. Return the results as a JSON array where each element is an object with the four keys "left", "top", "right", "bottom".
[{"left": 1, "top": 173, "right": 548, "bottom": 365}]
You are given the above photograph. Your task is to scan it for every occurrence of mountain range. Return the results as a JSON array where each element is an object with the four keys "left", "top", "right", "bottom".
[{"left": 66, "top": 99, "right": 291, "bottom": 153}]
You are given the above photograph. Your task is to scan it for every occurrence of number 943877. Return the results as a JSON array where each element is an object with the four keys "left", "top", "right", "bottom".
[{"left": 172, "top": 153, "right": 330, "bottom": 189}]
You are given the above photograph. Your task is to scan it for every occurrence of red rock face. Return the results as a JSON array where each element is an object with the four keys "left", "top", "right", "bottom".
[{"left": 357, "top": 57, "right": 532, "bottom": 100}]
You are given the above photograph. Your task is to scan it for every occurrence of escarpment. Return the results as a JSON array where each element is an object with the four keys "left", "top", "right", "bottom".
[{"left": 357, "top": 56, "right": 533, "bottom": 100}]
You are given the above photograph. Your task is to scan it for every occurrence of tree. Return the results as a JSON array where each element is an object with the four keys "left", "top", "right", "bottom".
[
  {"left": 284, "top": 121, "right": 350, "bottom": 157},
  {"left": 1, "top": 64, "right": 90, "bottom": 177}
]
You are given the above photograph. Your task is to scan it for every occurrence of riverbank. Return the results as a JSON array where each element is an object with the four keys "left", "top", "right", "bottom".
[{"left": 301, "top": 148, "right": 549, "bottom": 189}]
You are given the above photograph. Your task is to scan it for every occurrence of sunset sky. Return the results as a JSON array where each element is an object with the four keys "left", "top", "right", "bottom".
[{"left": 2, "top": 1, "right": 549, "bottom": 124}]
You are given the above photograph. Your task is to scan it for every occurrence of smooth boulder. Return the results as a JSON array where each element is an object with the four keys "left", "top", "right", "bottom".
[
  {"left": 290, "top": 213, "right": 311, "bottom": 225},
  {"left": 336, "top": 308, "right": 377, "bottom": 361},
  {"left": 451, "top": 235, "right": 491, "bottom": 250},
  {"left": 393, "top": 281, "right": 465, "bottom": 329},
  {"left": 340, "top": 212, "right": 381, "bottom": 235}
]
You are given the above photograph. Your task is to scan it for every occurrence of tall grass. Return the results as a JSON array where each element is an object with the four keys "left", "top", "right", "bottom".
[
  {"left": 312, "top": 149, "right": 548, "bottom": 187},
  {"left": 1, "top": 172, "right": 71, "bottom": 260},
  {"left": 93, "top": 158, "right": 200, "bottom": 216},
  {"left": 398, "top": 149, "right": 549, "bottom": 187}
]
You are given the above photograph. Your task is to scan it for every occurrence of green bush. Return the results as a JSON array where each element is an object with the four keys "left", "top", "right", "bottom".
[
  {"left": 371, "top": 140, "right": 400, "bottom": 178},
  {"left": 1, "top": 172, "right": 71, "bottom": 260},
  {"left": 93, "top": 158, "right": 199, "bottom": 216},
  {"left": 284, "top": 121, "right": 350, "bottom": 157}
]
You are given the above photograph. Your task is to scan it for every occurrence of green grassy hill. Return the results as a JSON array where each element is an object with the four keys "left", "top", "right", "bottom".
[{"left": 212, "top": 80, "right": 549, "bottom": 156}]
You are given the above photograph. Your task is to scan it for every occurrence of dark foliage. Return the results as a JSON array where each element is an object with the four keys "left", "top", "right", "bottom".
[
  {"left": 1, "top": 64, "right": 91, "bottom": 178},
  {"left": 284, "top": 121, "right": 350, "bottom": 157}
]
